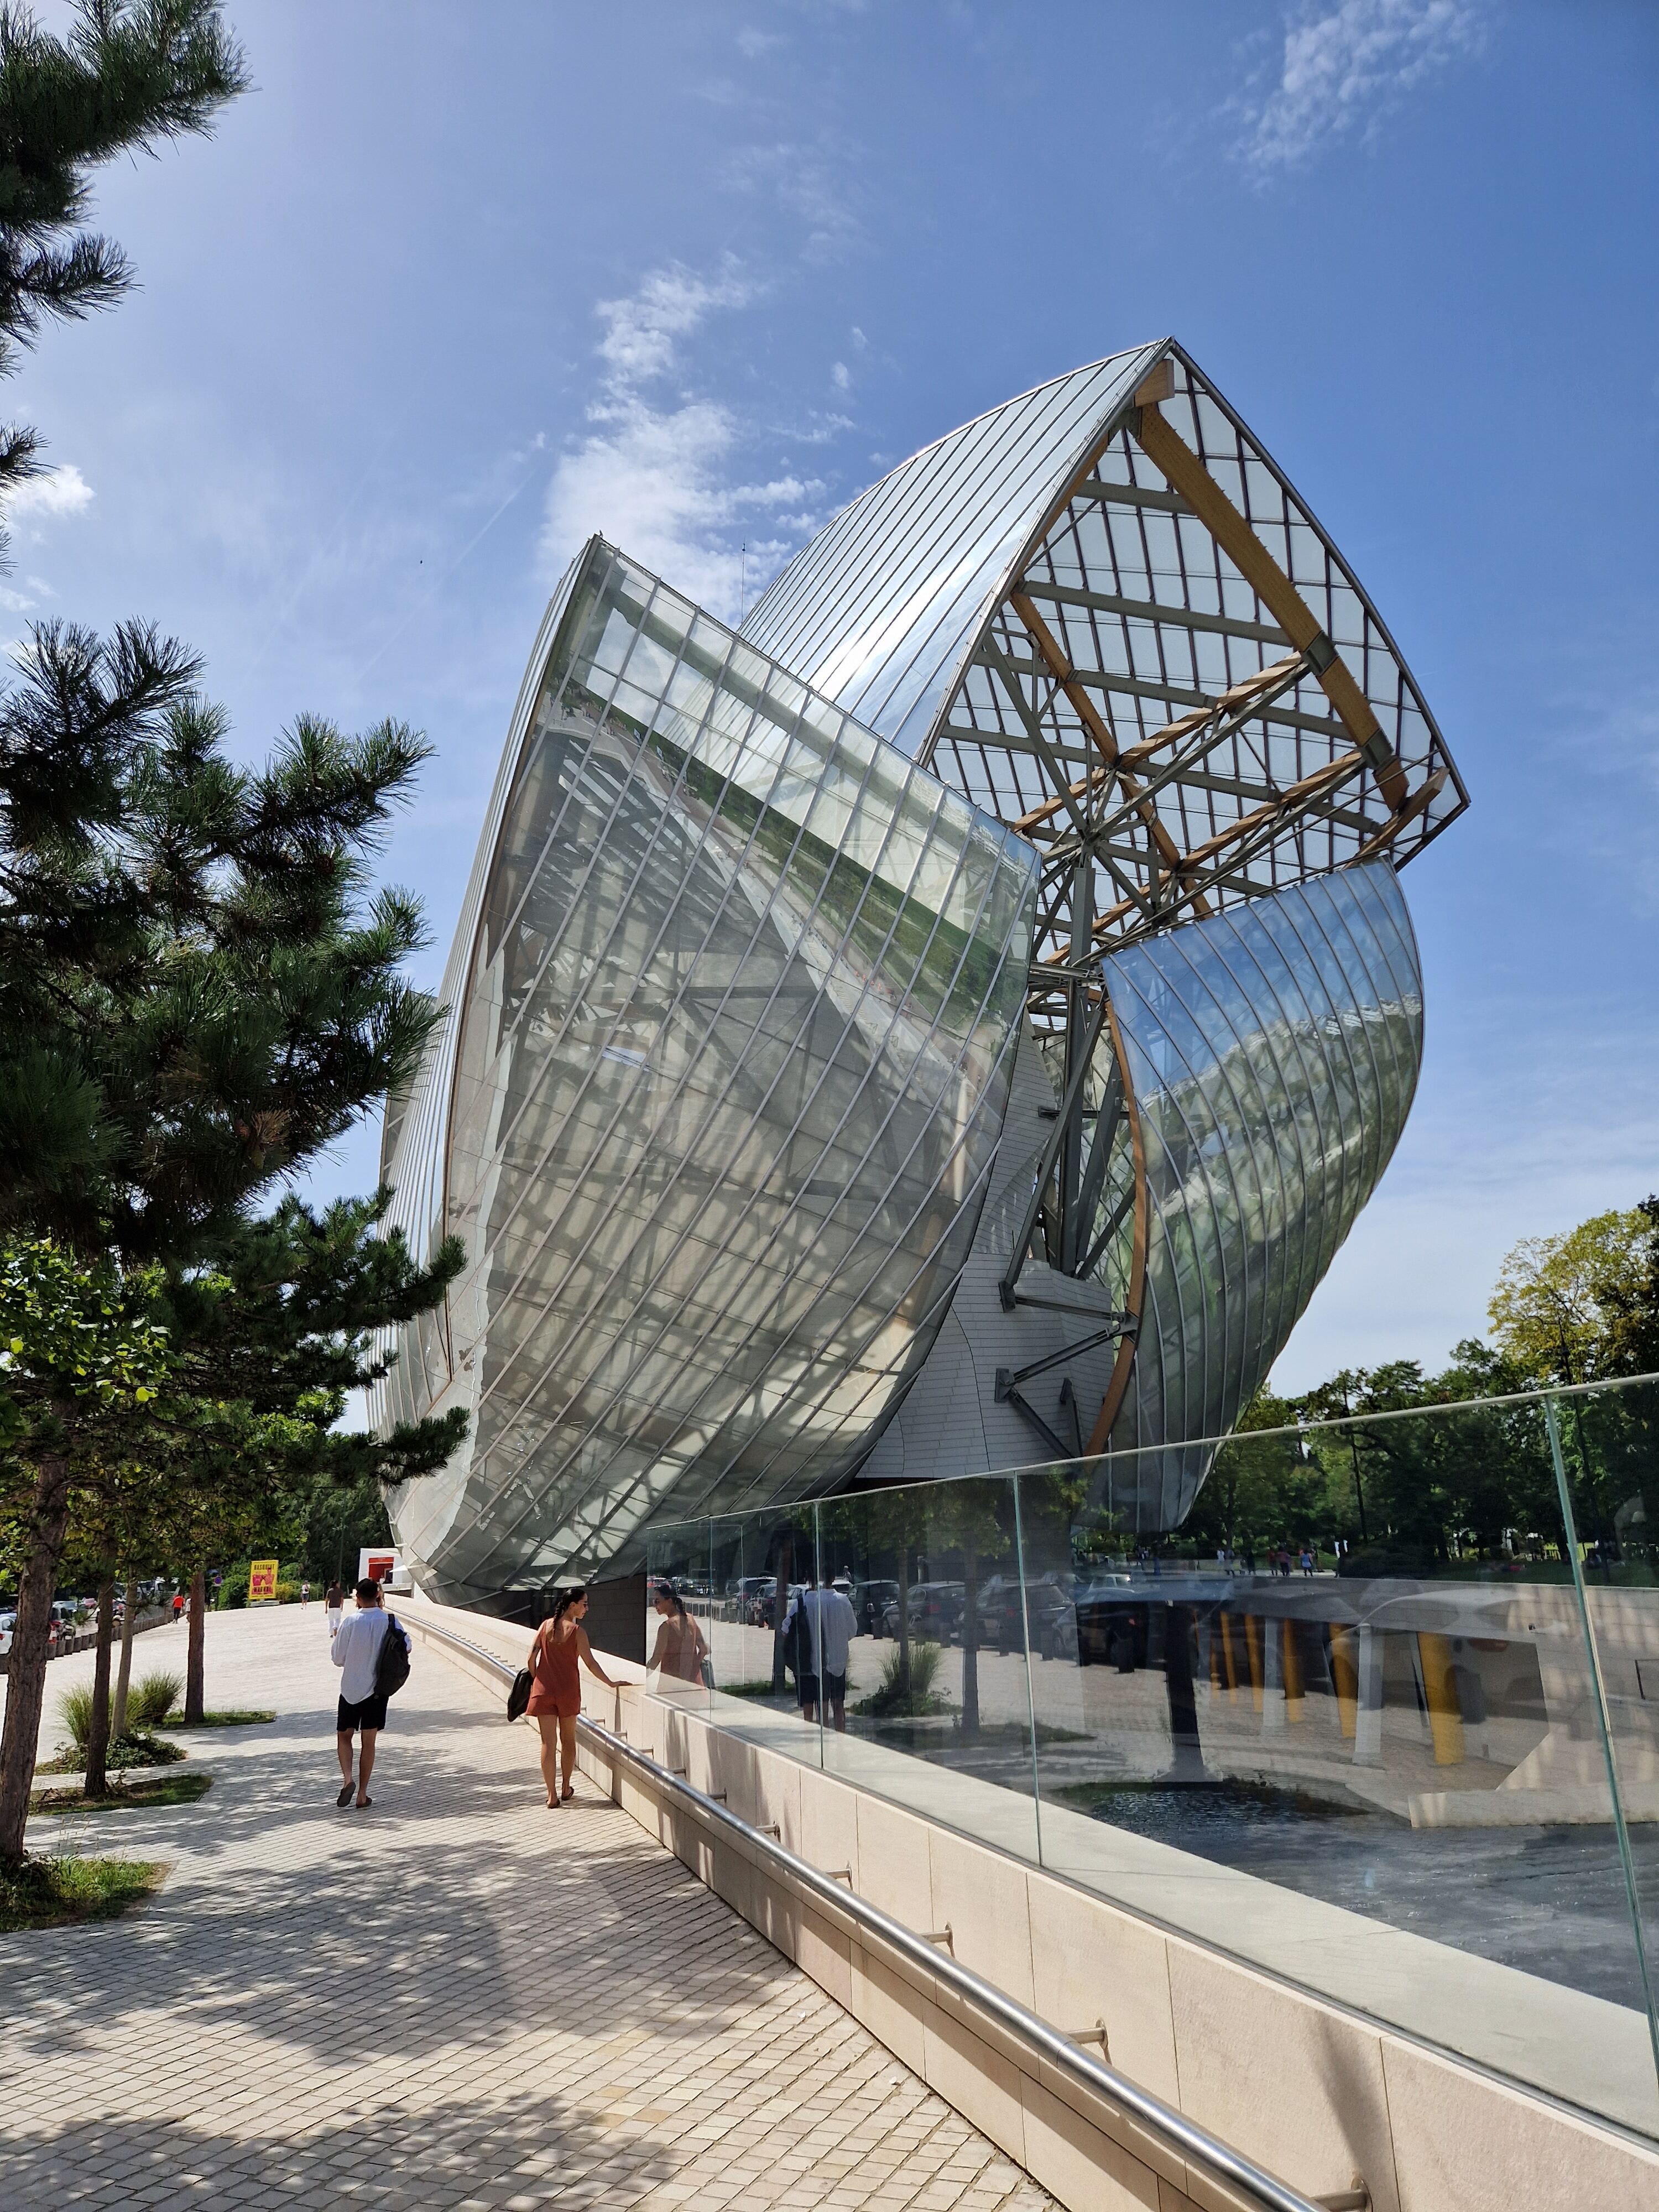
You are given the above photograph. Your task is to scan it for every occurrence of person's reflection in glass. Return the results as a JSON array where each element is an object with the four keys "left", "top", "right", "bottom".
[{"left": 649, "top": 1580, "right": 709, "bottom": 1688}]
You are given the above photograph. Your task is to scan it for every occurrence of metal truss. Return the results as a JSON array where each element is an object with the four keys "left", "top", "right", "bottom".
[{"left": 919, "top": 345, "right": 1466, "bottom": 1444}]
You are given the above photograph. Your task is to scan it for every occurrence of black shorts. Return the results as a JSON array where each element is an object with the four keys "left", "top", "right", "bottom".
[
  {"left": 797, "top": 1670, "right": 846, "bottom": 1708},
  {"left": 337, "top": 1692, "right": 388, "bottom": 1734}
]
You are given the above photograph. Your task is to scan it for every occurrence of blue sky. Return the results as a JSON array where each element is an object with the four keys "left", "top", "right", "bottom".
[{"left": 17, "top": 0, "right": 1658, "bottom": 1390}]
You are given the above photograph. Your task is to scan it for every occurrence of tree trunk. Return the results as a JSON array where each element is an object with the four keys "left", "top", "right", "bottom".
[
  {"left": 959, "top": 1543, "right": 980, "bottom": 1740},
  {"left": 770, "top": 1532, "right": 794, "bottom": 1697},
  {"left": 0, "top": 1446, "right": 73, "bottom": 1867},
  {"left": 896, "top": 1542, "right": 912, "bottom": 1696},
  {"left": 184, "top": 1566, "right": 207, "bottom": 1723},
  {"left": 1163, "top": 1603, "right": 1204, "bottom": 1780},
  {"left": 112, "top": 1576, "right": 138, "bottom": 1744},
  {"left": 84, "top": 1577, "right": 117, "bottom": 1798}
]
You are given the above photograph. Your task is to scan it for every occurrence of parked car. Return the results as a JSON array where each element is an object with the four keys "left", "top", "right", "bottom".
[
  {"left": 880, "top": 1581, "right": 964, "bottom": 1644},
  {"left": 851, "top": 1579, "right": 899, "bottom": 1636},
  {"left": 1072, "top": 1580, "right": 1149, "bottom": 1671},
  {"left": 728, "top": 1575, "right": 774, "bottom": 1621},
  {"left": 0, "top": 1609, "right": 15, "bottom": 1658},
  {"left": 974, "top": 1575, "right": 1077, "bottom": 1660}
]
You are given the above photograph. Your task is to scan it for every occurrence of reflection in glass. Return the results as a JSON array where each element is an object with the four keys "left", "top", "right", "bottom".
[{"left": 379, "top": 539, "right": 1040, "bottom": 1604}]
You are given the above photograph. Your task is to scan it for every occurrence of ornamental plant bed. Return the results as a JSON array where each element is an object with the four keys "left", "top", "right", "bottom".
[
  {"left": 161, "top": 1709, "right": 275, "bottom": 1728},
  {"left": 0, "top": 1855, "right": 166, "bottom": 1931},
  {"left": 35, "top": 1729, "right": 186, "bottom": 1775},
  {"left": 30, "top": 1772, "right": 213, "bottom": 1816}
]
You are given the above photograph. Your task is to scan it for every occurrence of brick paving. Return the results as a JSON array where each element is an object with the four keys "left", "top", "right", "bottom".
[{"left": 1, "top": 1606, "right": 1056, "bottom": 2210}]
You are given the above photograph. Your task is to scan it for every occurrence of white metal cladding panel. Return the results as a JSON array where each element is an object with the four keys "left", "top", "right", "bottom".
[
  {"left": 387, "top": 543, "right": 1039, "bottom": 1600},
  {"left": 1098, "top": 862, "right": 1422, "bottom": 1528},
  {"left": 738, "top": 347, "right": 1162, "bottom": 755}
]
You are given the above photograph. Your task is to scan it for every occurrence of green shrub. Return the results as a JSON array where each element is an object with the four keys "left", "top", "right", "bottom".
[
  {"left": 854, "top": 1638, "right": 947, "bottom": 1719},
  {"left": 57, "top": 1682, "right": 95, "bottom": 1751},
  {"left": 128, "top": 1670, "right": 184, "bottom": 1726},
  {"left": 275, "top": 1582, "right": 300, "bottom": 1604}
]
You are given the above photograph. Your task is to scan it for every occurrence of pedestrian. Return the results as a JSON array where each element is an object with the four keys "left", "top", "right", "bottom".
[
  {"left": 325, "top": 1579, "right": 344, "bottom": 1639},
  {"left": 785, "top": 1575, "right": 858, "bottom": 1732},
  {"left": 171, "top": 1590, "right": 184, "bottom": 1625},
  {"left": 330, "top": 1577, "right": 409, "bottom": 1809},
  {"left": 648, "top": 1582, "right": 709, "bottom": 1686},
  {"left": 301, "top": 1579, "right": 311, "bottom": 1606},
  {"left": 525, "top": 1588, "right": 619, "bottom": 1807}
]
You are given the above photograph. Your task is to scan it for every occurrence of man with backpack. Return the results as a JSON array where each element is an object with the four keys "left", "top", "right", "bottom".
[{"left": 330, "top": 1577, "right": 411, "bottom": 1808}]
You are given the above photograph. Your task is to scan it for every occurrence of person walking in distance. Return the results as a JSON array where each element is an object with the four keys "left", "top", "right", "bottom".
[
  {"left": 647, "top": 1581, "right": 708, "bottom": 1687},
  {"left": 526, "top": 1588, "right": 618, "bottom": 1807},
  {"left": 325, "top": 1579, "right": 344, "bottom": 1639},
  {"left": 331, "top": 1578, "right": 409, "bottom": 1809}
]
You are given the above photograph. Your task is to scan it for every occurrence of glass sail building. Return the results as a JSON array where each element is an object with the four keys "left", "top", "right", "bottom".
[{"left": 374, "top": 340, "right": 1465, "bottom": 1602}]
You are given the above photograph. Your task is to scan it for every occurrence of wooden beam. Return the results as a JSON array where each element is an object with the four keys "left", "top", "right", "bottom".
[
  {"left": 1129, "top": 404, "right": 1409, "bottom": 810},
  {"left": 1176, "top": 749, "right": 1365, "bottom": 875},
  {"left": 1352, "top": 765, "right": 1449, "bottom": 860},
  {"left": 1008, "top": 589, "right": 1212, "bottom": 917}
]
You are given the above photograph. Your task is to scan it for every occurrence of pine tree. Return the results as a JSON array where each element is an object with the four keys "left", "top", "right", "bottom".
[
  {"left": 0, "top": 6, "right": 469, "bottom": 1863},
  {"left": 0, "top": 1, "right": 246, "bottom": 554}
]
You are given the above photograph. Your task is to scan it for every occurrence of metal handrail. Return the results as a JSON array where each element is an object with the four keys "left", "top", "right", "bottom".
[{"left": 406, "top": 1609, "right": 1352, "bottom": 2212}]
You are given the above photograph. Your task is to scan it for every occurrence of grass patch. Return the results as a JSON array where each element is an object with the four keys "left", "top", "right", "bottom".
[
  {"left": 721, "top": 1681, "right": 791, "bottom": 1700},
  {"left": 31, "top": 1771, "right": 212, "bottom": 1816},
  {"left": 161, "top": 1709, "right": 274, "bottom": 1728},
  {"left": 0, "top": 1854, "right": 166, "bottom": 1931},
  {"left": 35, "top": 1729, "right": 186, "bottom": 1776}
]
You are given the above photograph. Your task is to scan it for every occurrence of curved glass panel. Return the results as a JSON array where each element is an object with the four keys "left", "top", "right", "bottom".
[
  {"left": 739, "top": 347, "right": 1162, "bottom": 757},
  {"left": 1099, "top": 862, "right": 1423, "bottom": 1523},
  {"left": 379, "top": 540, "right": 1039, "bottom": 1601}
]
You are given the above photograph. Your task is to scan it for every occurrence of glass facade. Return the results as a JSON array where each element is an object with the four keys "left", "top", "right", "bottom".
[
  {"left": 374, "top": 341, "right": 1465, "bottom": 1613},
  {"left": 1099, "top": 861, "right": 1423, "bottom": 1517},
  {"left": 375, "top": 541, "right": 1040, "bottom": 1601}
]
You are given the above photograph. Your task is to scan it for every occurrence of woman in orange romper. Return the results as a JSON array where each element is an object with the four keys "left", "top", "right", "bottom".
[{"left": 525, "top": 1588, "right": 618, "bottom": 1806}]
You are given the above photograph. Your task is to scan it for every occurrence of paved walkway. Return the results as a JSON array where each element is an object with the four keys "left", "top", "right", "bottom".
[{"left": 2, "top": 1606, "right": 1055, "bottom": 2211}]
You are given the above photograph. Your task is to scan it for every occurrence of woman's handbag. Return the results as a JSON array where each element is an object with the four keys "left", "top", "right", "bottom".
[
  {"left": 507, "top": 1666, "right": 533, "bottom": 1721},
  {"left": 700, "top": 1653, "right": 715, "bottom": 1690}
]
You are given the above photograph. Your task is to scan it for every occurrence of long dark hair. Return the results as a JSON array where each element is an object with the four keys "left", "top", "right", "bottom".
[
  {"left": 655, "top": 1580, "right": 687, "bottom": 1619},
  {"left": 549, "top": 1586, "right": 587, "bottom": 1628}
]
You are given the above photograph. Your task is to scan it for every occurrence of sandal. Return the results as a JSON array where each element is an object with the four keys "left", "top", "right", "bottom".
[
  {"left": 336, "top": 1782, "right": 354, "bottom": 1807},
  {"left": 355, "top": 1795, "right": 373, "bottom": 1809},
  {"left": 561, "top": 1783, "right": 575, "bottom": 1801}
]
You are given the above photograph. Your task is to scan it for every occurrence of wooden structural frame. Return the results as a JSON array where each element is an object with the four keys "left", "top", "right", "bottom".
[{"left": 916, "top": 342, "right": 1465, "bottom": 1448}]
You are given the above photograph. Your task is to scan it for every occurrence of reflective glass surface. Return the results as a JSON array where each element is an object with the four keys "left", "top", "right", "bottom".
[
  {"left": 637, "top": 1375, "right": 1659, "bottom": 2142},
  {"left": 376, "top": 540, "right": 1039, "bottom": 1600},
  {"left": 1098, "top": 860, "right": 1423, "bottom": 1515}
]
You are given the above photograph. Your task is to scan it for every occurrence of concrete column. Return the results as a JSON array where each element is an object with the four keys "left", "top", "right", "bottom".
[
  {"left": 1354, "top": 1623, "right": 1384, "bottom": 1766},
  {"left": 1262, "top": 1615, "right": 1286, "bottom": 1736}
]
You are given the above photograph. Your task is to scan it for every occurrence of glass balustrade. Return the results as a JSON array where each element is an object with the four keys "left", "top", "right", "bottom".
[{"left": 642, "top": 1373, "right": 1659, "bottom": 2139}]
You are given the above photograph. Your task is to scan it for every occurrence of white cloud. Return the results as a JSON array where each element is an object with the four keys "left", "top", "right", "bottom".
[
  {"left": 831, "top": 361, "right": 852, "bottom": 393},
  {"left": 726, "top": 142, "right": 860, "bottom": 261},
  {"left": 541, "top": 262, "right": 822, "bottom": 620},
  {"left": 594, "top": 264, "right": 751, "bottom": 383},
  {"left": 1240, "top": 1, "right": 1484, "bottom": 173},
  {"left": 7, "top": 462, "right": 93, "bottom": 521},
  {"left": 736, "top": 25, "right": 784, "bottom": 59}
]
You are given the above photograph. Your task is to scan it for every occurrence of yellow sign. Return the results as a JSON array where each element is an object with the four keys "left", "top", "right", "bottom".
[{"left": 248, "top": 1559, "right": 279, "bottom": 1604}]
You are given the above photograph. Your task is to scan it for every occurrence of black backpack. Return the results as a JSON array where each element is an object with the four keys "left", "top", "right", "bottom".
[{"left": 375, "top": 1613, "right": 412, "bottom": 1700}]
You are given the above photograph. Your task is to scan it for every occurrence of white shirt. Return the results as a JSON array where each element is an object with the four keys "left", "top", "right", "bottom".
[
  {"left": 791, "top": 1587, "right": 857, "bottom": 1679},
  {"left": 331, "top": 1608, "right": 408, "bottom": 1704}
]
